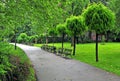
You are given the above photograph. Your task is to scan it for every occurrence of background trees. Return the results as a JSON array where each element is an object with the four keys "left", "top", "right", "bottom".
[
  {"left": 0, "top": 0, "right": 118, "bottom": 42},
  {"left": 0, "top": 0, "right": 117, "bottom": 57}
]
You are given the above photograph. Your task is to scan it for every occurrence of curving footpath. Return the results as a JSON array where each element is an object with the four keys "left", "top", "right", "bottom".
[{"left": 15, "top": 44, "right": 120, "bottom": 81}]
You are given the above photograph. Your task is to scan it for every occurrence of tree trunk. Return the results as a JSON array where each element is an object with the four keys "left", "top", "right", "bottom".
[
  {"left": 46, "top": 36, "right": 48, "bottom": 45},
  {"left": 15, "top": 39, "right": 17, "bottom": 50},
  {"left": 73, "top": 34, "right": 76, "bottom": 56},
  {"left": 71, "top": 36, "right": 74, "bottom": 47},
  {"left": 96, "top": 33, "right": 99, "bottom": 62},
  {"left": 76, "top": 36, "right": 79, "bottom": 44},
  {"left": 62, "top": 33, "right": 64, "bottom": 53},
  {"left": 88, "top": 31, "right": 92, "bottom": 39},
  {"left": 14, "top": 28, "right": 17, "bottom": 50},
  {"left": 53, "top": 36, "right": 54, "bottom": 46},
  {"left": 35, "top": 38, "right": 37, "bottom": 44}
]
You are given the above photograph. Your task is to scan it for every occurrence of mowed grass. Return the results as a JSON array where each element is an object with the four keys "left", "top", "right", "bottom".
[{"left": 34, "top": 43, "right": 120, "bottom": 76}]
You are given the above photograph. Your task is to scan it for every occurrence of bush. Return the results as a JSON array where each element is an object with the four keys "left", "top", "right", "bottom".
[
  {"left": 0, "top": 42, "right": 36, "bottom": 81},
  {"left": 17, "top": 33, "right": 28, "bottom": 44},
  {"left": 0, "top": 42, "right": 13, "bottom": 75}
]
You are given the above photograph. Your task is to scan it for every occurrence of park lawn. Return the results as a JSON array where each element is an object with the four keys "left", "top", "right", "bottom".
[{"left": 34, "top": 43, "right": 120, "bottom": 76}]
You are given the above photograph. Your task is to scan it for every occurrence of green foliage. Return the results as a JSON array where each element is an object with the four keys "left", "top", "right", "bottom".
[
  {"left": 59, "top": 0, "right": 89, "bottom": 16},
  {"left": 0, "top": 0, "right": 90, "bottom": 42},
  {"left": 17, "top": 36, "right": 22, "bottom": 43},
  {"left": 17, "top": 33, "right": 28, "bottom": 43},
  {"left": 20, "top": 33, "right": 28, "bottom": 39},
  {"left": 66, "top": 15, "right": 86, "bottom": 35},
  {"left": 34, "top": 35, "right": 38, "bottom": 38},
  {"left": 82, "top": 3, "right": 115, "bottom": 34},
  {"left": 90, "top": 0, "right": 109, "bottom": 4},
  {"left": 111, "top": 0, "right": 120, "bottom": 28},
  {"left": 0, "top": 42, "right": 36, "bottom": 81},
  {"left": 48, "top": 28, "right": 57, "bottom": 37},
  {"left": 107, "top": 0, "right": 120, "bottom": 41},
  {"left": 66, "top": 15, "right": 86, "bottom": 55},
  {"left": 56, "top": 23, "right": 66, "bottom": 35},
  {"left": 29, "top": 35, "right": 37, "bottom": 43},
  {"left": 0, "top": 42, "right": 13, "bottom": 75},
  {"left": 16, "top": 23, "right": 35, "bottom": 37}
]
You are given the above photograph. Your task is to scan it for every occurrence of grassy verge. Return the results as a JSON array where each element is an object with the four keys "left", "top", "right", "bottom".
[
  {"left": 0, "top": 42, "right": 36, "bottom": 81},
  {"left": 10, "top": 44, "right": 36, "bottom": 81},
  {"left": 34, "top": 42, "right": 120, "bottom": 76}
]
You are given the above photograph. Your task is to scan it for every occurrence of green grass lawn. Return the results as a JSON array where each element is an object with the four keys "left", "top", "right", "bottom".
[{"left": 34, "top": 42, "right": 120, "bottom": 76}]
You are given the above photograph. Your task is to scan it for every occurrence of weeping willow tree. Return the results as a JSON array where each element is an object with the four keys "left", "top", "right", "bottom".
[{"left": 82, "top": 3, "right": 115, "bottom": 62}]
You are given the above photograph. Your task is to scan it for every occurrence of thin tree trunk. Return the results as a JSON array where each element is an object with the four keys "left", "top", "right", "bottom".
[
  {"left": 62, "top": 34, "right": 64, "bottom": 53},
  {"left": 14, "top": 27, "right": 17, "bottom": 50},
  {"left": 46, "top": 36, "right": 48, "bottom": 45},
  {"left": 96, "top": 33, "right": 99, "bottom": 62},
  {"left": 35, "top": 38, "right": 37, "bottom": 44},
  {"left": 71, "top": 36, "right": 74, "bottom": 47},
  {"left": 53, "top": 36, "right": 54, "bottom": 46},
  {"left": 73, "top": 34, "right": 76, "bottom": 56},
  {"left": 89, "top": 31, "right": 92, "bottom": 39},
  {"left": 15, "top": 39, "right": 17, "bottom": 50},
  {"left": 41, "top": 37, "right": 43, "bottom": 44},
  {"left": 76, "top": 36, "right": 79, "bottom": 44}
]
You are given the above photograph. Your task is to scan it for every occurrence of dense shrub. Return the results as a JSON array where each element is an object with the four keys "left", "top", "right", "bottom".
[
  {"left": 0, "top": 42, "right": 36, "bottom": 81},
  {"left": 0, "top": 42, "right": 13, "bottom": 75},
  {"left": 17, "top": 33, "right": 28, "bottom": 44}
]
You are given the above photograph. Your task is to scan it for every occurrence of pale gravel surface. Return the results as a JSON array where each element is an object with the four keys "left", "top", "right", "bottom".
[{"left": 15, "top": 44, "right": 120, "bottom": 81}]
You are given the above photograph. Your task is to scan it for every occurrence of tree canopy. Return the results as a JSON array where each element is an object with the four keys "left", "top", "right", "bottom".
[
  {"left": 57, "top": 23, "right": 66, "bottom": 35},
  {"left": 66, "top": 16, "right": 86, "bottom": 35},
  {"left": 82, "top": 3, "right": 115, "bottom": 34}
]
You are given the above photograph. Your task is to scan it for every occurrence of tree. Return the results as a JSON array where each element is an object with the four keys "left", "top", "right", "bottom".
[
  {"left": 57, "top": 23, "right": 66, "bottom": 53},
  {"left": 82, "top": 3, "right": 115, "bottom": 62},
  {"left": 48, "top": 28, "right": 57, "bottom": 46},
  {"left": 66, "top": 16, "right": 86, "bottom": 55},
  {"left": 61, "top": 0, "right": 89, "bottom": 46}
]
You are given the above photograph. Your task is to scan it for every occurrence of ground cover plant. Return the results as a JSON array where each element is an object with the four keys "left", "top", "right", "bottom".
[
  {"left": 34, "top": 43, "right": 120, "bottom": 76},
  {"left": 0, "top": 42, "right": 36, "bottom": 81}
]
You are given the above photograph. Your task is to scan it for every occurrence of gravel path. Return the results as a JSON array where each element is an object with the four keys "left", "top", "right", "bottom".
[{"left": 16, "top": 44, "right": 120, "bottom": 81}]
